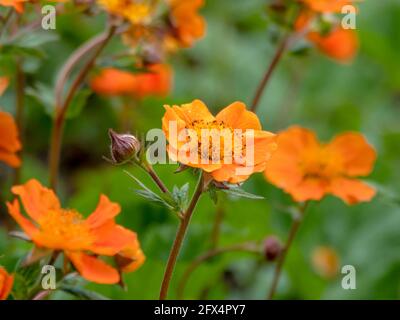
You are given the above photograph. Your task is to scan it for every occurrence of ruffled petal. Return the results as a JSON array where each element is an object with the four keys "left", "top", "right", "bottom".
[
  {"left": 6, "top": 200, "right": 39, "bottom": 239},
  {"left": 66, "top": 251, "right": 120, "bottom": 284},
  {"left": 328, "top": 132, "right": 376, "bottom": 177},
  {"left": 216, "top": 101, "right": 261, "bottom": 130},
  {"left": 11, "top": 179, "right": 60, "bottom": 222},
  {"left": 329, "top": 177, "right": 376, "bottom": 205},
  {"left": 90, "top": 224, "right": 137, "bottom": 256},
  {"left": 86, "top": 195, "right": 120, "bottom": 229},
  {"left": 0, "top": 267, "right": 13, "bottom": 300}
]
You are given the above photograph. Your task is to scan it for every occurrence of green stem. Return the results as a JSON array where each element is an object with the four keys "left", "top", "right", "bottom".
[
  {"left": 177, "top": 242, "right": 260, "bottom": 299},
  {"left": 159, "top": 172, "right": 205, "bottom": 300},
  {"left": 267, "top": 201, "right": 309, "bottom": 300}
]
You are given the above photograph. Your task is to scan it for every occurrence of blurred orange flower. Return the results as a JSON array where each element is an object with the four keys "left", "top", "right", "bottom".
[
  {"left": 296, "top": 2, "right": 359, "bottom": 63},
  {"left": 162, "top": 100, "right": 276, "bottom": 183},
  {"left": 0, "top": 0, "right": 27, "bottom": 13},
  {"left": 168, "top": 0, "right": 206, "bottom": 48},
  {"left": 0, "top": 267, "right": 13, "bottom": 300},
  {"left": 264, "top": 126, "right": 376, "bottom": 204},
  {"left": 91, "top": 64, "right": 172, "bottom": 98},
  {"left": 0, "top": 111, "right": 21, "bottom": 168},
  {"left": 7, "top": 179, "right": 145, "bottom": 284},
  {"left": 312, "top": 246, "right": 340, "bottom": 278},
  {"left": 97, "top": 0, "right": 153, "bottom": 24},
  {"left": 307, "top": 27, "right": 358, "bottom": 63}
]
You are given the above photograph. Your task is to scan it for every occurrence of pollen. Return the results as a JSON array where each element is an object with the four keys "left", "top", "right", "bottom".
[{"left": 37, "top": 209, "right": 93, "bottom": 250}]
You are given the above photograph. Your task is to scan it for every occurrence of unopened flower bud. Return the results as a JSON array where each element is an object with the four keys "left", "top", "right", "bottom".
[
  {"left": 109, "top": 129, "right": 141, "bottom": 164},
  {"left": 263, "top": 236, "right": 282, "bottom": 262}
]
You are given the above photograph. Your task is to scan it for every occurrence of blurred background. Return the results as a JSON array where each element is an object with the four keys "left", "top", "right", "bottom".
[{"left": 1, "top": 0, "right": 400, "bottom": 299}]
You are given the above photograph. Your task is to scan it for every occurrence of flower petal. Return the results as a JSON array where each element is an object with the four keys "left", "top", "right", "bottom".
[
  {"left": 66, "top": 251, "right": 120, "bottom": 284},
  {"left": 11, "top": 179, "right": 60, "bottom": 222},
  {"left": 288, "top": 178, "right": 328, "bottom": 202},
  {"left": 216, "top": 101, "right": 261, "bottom": 130},
  {"left": 0, "top": 267, "right": 13, "bottom": 300},
  {"left": 86, "top": 195, "right": 120, "bottom": 229},
  {"left": 6, "top": 200, "right": 39, "bottom": 239},
  {"left": 330, "top": 177, "right": 376, "bottom": 205},
  {"left": 90, "top": 224, "right": 137, "bottom": 256},
  {"left": 0, "top": 111, "right": 21, "bottom": 153},
  {"left": 0, "top": 149, "right": 21, "bottom": 168},
  {"left": 171, "top": 99, "right": 215, "bottom": 124},
  {"left": 328, "top": 132, "right": 376, "bottom": 177}
]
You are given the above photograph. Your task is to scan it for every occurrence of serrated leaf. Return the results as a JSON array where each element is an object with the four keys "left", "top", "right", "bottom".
[
  {"left": 125, "top": 170, "right": 175, "bottom": 210},
  {"left": 172, "top": 183, "right": 189, "bottom": 209},
  {"left": 223, "top": 186, "right": 264, "bottom": 200}
]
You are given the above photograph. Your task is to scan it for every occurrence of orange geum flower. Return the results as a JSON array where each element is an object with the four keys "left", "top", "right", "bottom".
[
  {"left": 0, "top": 267, "right": 13, "bottom": 300},
  {"left": 168, "top": 0, "right": 206, "bottom": 48},
  {"left": 0, "top": 111, "right": 22, "bottom": 168},
  {"left": 6, "top": 179, "right": 145, "bottom": 284},
  {"left": 91, "top": 64, "right": 172, "bottom": 99},
  {"left": 307, "top": 27, "right": 358, "bottom": 63},
  {"left": 264, "top": 126, "right": 376, "bottom": 204},
  {"left": 162, "top": 100, "right": 276, "bottom": 183},
  {"left": 295, "top": 8, "right": 358, "bottom": 63}
]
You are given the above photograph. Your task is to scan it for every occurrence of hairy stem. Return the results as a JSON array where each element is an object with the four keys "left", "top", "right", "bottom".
[
  {"left": 250, "top": 35, "right": 289, "bottom": 112},
  {"left": 159, "top": 173, "right": 205, "bottom": 300},
  {"left": 146, "top": 164, "right": 170, "bottom": 194},
  {"left": 177, "top": 242, "right": 260, "bottom": 299},
  {"left": 267, "top": 202, "right": 309, "bottom": 300},
  {"left": 49, "top": 25, "right": 117, "bottom": 190}
]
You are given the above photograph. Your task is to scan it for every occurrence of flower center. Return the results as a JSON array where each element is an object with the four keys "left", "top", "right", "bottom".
[
  {"left": 37, "top": 209, "right": 93, "bottom": 249},
  {"left": 301, "top": 147, "right": 342, "bottom": 180},
  {"left": 185, "top": 120, "right": 244, "bottom": 163}
]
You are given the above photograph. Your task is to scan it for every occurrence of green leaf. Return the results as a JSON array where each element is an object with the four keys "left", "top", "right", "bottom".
[
  {"left": 223, "top": 186, "right": 264, "bottom": 200},
  {"left": 26, "top": 83, "right": 55, "bottom": 116},
  {"left": 172, "top": 183, "right": 189, "bottom": 210},
  {"left": 66, "top": 89, "right": 91, "bottom": 119},
  {"left": 125, "top": 170, "right": 175, "bottom": 210}
]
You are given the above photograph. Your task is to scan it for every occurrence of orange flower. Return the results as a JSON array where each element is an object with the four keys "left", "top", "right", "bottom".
[
  {"left": 0, "top": 0, "right": 27, "bottom": 13},
  {"left": 264, "top": 126, "right": 376, "bottom": 204},
  {"left": 91, "top": 64, "right": 172, "bottom": 98},
  {"left": 6, "top": 179, "right": 145, "bottom": 284},
  {"left": 162, "top": 100, "right": 276, "bottom": 183},
  {"left": 0, "top": 111, "right": 22, "bottom": 168},
  {"left": 0, "top": 267, "right": 13, "bottom": 300},
  {"left": 312, "top": 246, "right": 340, "bottom": 278},
  {"left": 296, "top": 1, "right": 359, "bottom": 63},
  {"left": 168, "top": 0, "right": 206, "bottom": 48},
  {"left": 307, "top": 27, "right": 358, "bottom": 63}
]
